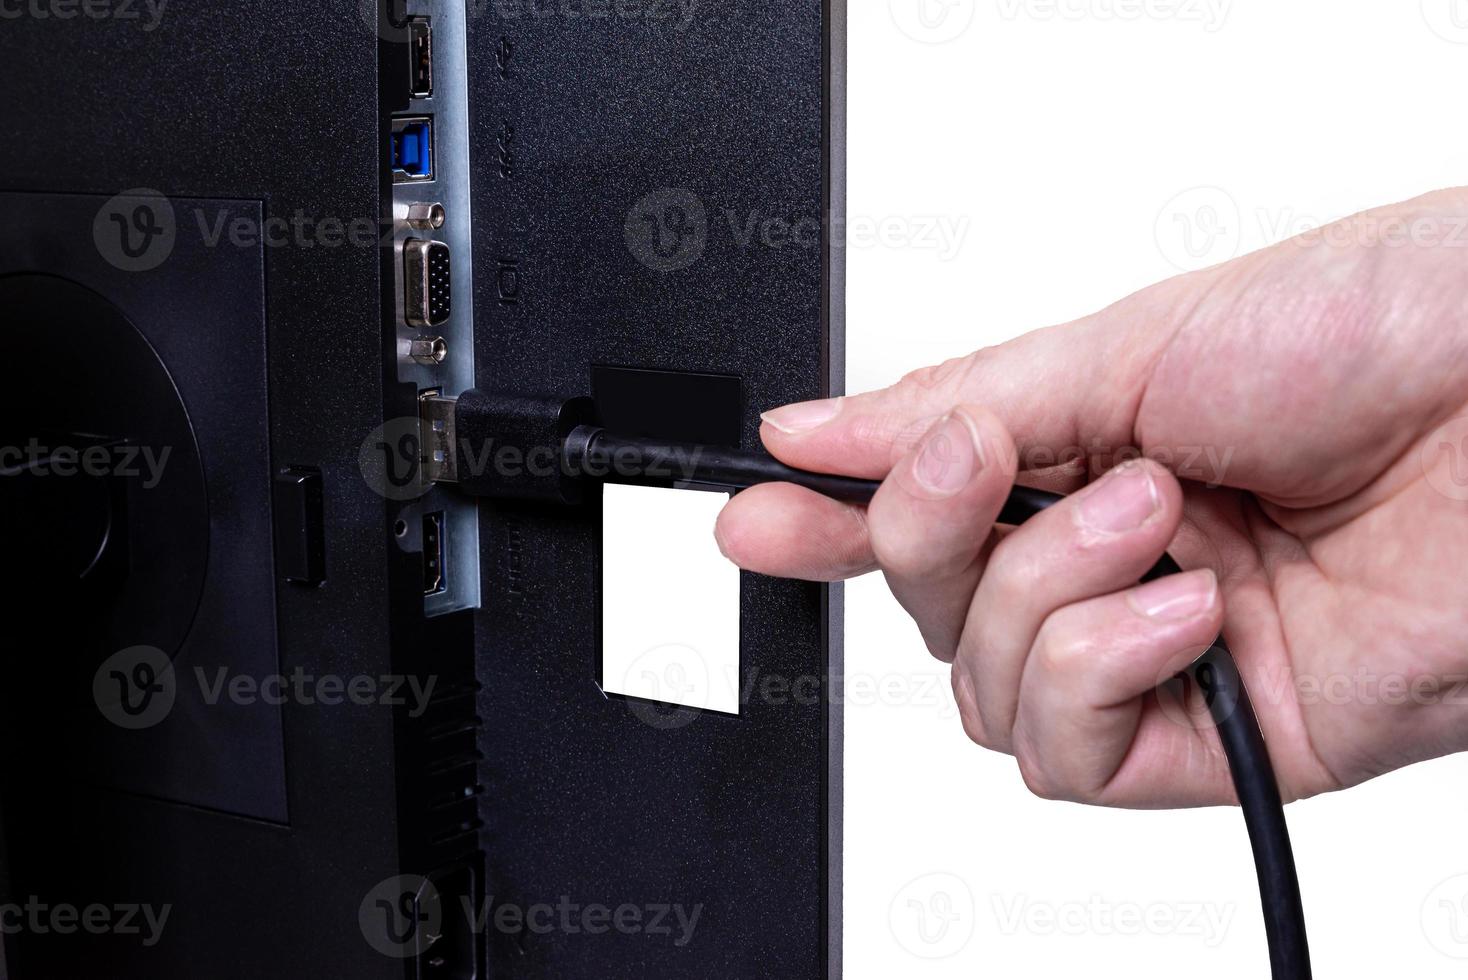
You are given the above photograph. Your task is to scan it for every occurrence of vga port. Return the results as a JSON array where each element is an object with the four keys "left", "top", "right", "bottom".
[{"left": 404, "top": 239, "right": 451, "bottom": 328}]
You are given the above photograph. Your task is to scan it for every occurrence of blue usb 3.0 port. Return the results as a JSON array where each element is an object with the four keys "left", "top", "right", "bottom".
[{"left": 391, "top": 117, "right": 433, "bottom": 182}]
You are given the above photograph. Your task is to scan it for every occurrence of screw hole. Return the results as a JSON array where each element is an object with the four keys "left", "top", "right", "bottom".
[{"left": 394, "top": 519, "right": 408, "bottom": 537}]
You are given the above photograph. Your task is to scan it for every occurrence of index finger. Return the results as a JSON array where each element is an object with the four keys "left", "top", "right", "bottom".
[{"left": 757, "top": 317, "right": 1151, "bottom": 480}]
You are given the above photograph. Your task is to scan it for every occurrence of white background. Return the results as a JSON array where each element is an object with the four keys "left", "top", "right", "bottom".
[{"left": 845, "top": 1, "right": 1468, "bottom": 976}]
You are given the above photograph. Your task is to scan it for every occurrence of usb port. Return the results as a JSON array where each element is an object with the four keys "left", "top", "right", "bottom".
[
  {"left": 404, "top": 239, "right": 451, "bottom": 327},
  {"left": 422, "top": 512, "right": 446, "bottom": 595},
  {"left": 391, "top": 116, "right": 434, "bottom": 182},
  {"left": 408, "top": 18, "right": 432, "bottom": 99}
]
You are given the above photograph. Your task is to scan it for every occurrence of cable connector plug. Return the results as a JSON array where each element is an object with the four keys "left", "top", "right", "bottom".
[{"left": 418, "top": 389, "right": 596, "bottom": 504}]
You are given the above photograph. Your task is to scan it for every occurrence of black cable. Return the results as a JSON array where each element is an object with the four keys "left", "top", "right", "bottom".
[{"left": 566, "top": 425, "right": 1312, "bottom": 978}]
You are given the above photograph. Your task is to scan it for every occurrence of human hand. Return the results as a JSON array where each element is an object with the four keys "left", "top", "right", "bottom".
[{"left": 716, "top": 188, "right": 1468, "bottom": 808}]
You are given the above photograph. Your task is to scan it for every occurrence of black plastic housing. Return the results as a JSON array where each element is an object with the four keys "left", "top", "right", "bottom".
[
  {"left": 0, "top": 1, "right": 844, "bottom": 978},
  {"left": 452, "top": 390, "right": 594, "bottom": 504}
]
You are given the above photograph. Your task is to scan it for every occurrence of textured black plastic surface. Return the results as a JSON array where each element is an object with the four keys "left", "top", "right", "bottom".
[
  {"left": 468, "top": 2, "right": 844, "bottom": 977},
  {"left": 0, "top": 5, "right": 403, "bottom": 977},
  {"left": 0, "top": 228, "right": 288, "bottom": 825},
  {"left": 0, "top": 1, "right": 842, "bottom": 977}
]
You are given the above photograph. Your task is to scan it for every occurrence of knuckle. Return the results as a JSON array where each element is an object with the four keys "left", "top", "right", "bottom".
[
  {"left": 957, "top": 703, "right": 991, "bottom": 749},
  {"left": 1033, "top": 620, "right": 1098, "bottom": 678},
  {"left": 981, "top": 539, "right": 1043, "bottom": 617},
  {"left": 870, "top": 518, "right": 975, "bottom": 582},
  {"left": 869, "top": 525, "right": 929, "bottom": 579},
  {"left": 900, "top": 352, "right": 978, "bottom": 395},
  {"left": 1014, "top": 735, "right": 1098, "bottom": 805},
  {"left": 1014, "top": 750, "right": 1066, "bottom": 802},
  {"left": 921, "top": 631, "right": 957, "bottom": 663},
  {"left": 952, "top": 675, "right": 1000, "bottom": 751}
]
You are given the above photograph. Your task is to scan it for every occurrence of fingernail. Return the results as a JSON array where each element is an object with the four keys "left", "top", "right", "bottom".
[
  {"left": 761, "top": 398, "right": 842, "bottom": 435},
  {"left": 910, "top": 411, "right": 985, "bottom": 498},
  {"left": 1076, "top": 460, "right": 1160, "bottom": 534},
  {"left": 1127, "top": 569, "right": 1218, "bottom": 621}
]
